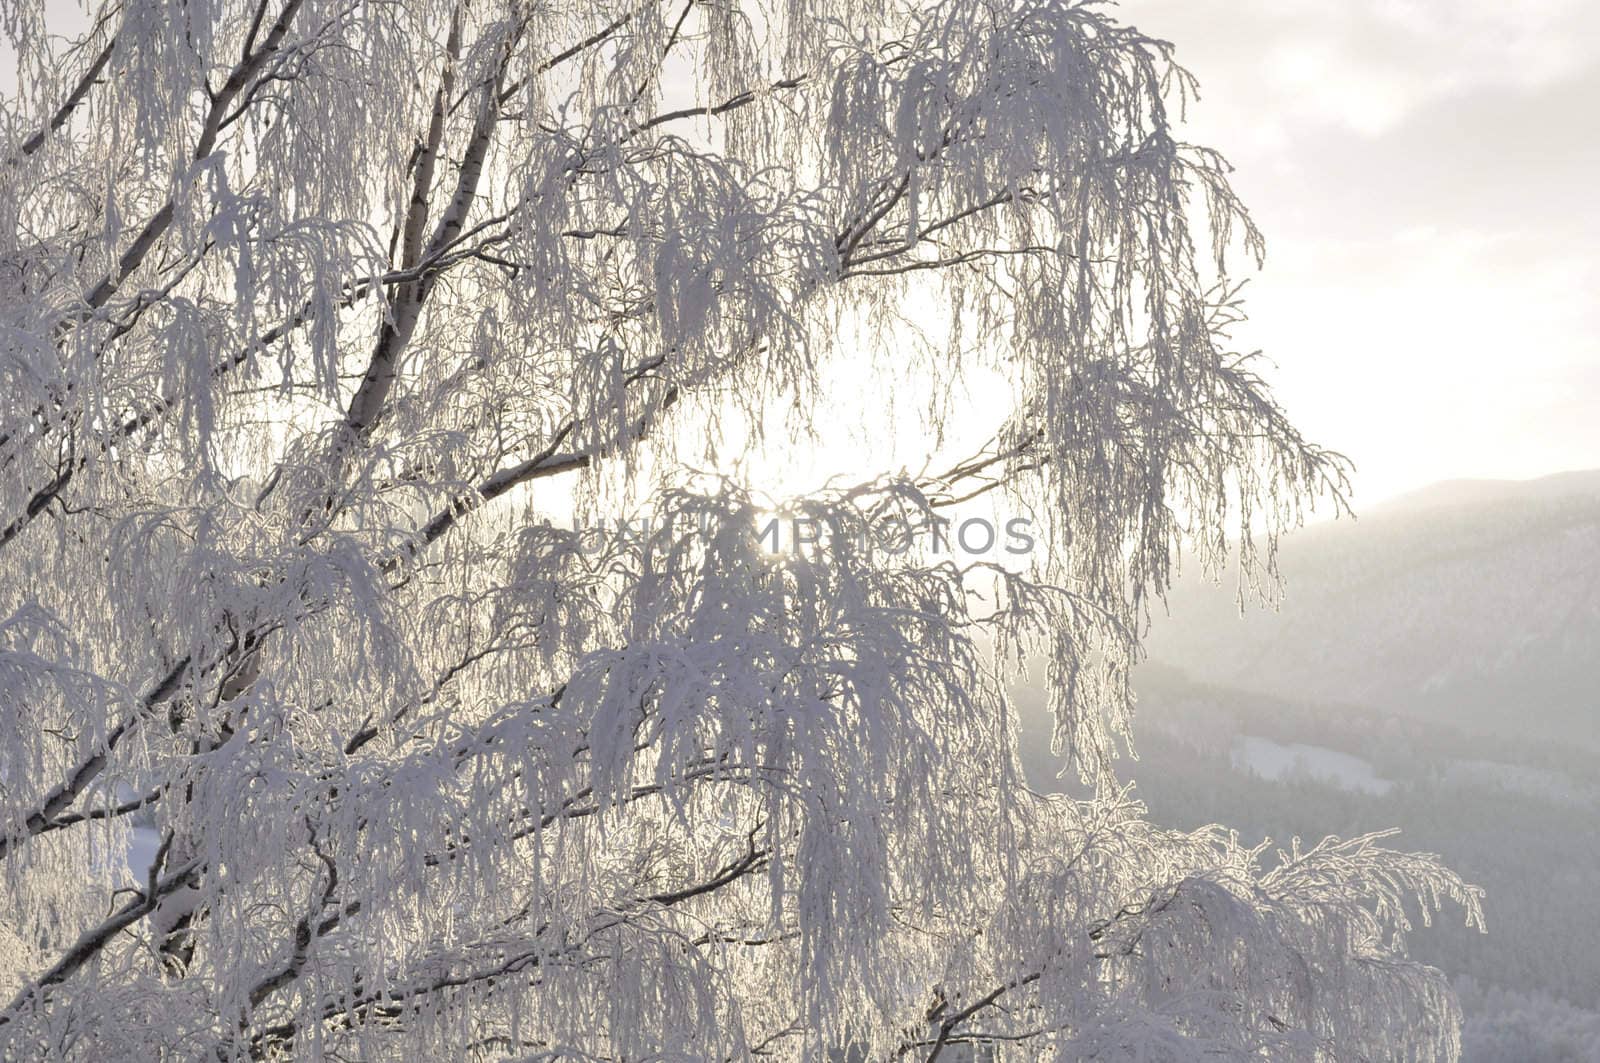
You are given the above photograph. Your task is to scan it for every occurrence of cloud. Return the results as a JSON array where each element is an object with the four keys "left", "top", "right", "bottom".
[{"left": 1123, "top": 0, "right": 1600, "bottom": 138}]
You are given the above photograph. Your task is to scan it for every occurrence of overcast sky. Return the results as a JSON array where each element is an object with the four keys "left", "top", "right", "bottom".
[{"left": 1117, "top": 0, "right": 1600, "bottom": 505}]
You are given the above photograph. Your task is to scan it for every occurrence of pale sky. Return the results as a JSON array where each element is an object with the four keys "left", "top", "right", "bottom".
[{"left": 1115, "top": 0, "right": 1600, "bottom": 505}]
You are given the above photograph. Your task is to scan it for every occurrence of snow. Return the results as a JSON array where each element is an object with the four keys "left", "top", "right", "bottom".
[
  {"left": 1231, "top": 735, "right": 1395, "bottom": 795},
  {"left": 127, "top": 827, "right": 162, "bottom": 881}
]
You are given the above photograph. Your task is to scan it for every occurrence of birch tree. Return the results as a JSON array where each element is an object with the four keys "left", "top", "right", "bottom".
[{"left": 0, "top": 0, "right": 1481, "bottom": 1059}]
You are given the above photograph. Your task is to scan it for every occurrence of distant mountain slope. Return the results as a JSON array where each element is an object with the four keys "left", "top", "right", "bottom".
[{"left": 1143, "top": 470, "right": 1600, "bottom": 746}]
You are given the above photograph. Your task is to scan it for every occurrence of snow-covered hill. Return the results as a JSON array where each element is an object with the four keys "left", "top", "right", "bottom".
[{"left": 1145, "top": 470, "right": 1600, "bottom": 747}]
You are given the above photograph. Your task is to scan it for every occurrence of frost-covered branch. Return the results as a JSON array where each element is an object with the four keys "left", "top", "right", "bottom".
[{"left": 0, "top": 1, "right": 1477, "bottom": 1059}]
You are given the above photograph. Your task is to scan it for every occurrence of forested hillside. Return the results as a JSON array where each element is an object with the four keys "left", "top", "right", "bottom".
[
  {"left": 1014, "top": 669, "right": 1600, "bottom": 1060},
  {"left": 1012, "top": 472, "right": 1600, "bottom": 1061}
]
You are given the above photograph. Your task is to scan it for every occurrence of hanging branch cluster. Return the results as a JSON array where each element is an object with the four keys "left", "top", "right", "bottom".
[{"left": 0, "top": 0, "right": 1478, "bottom": 1059}]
